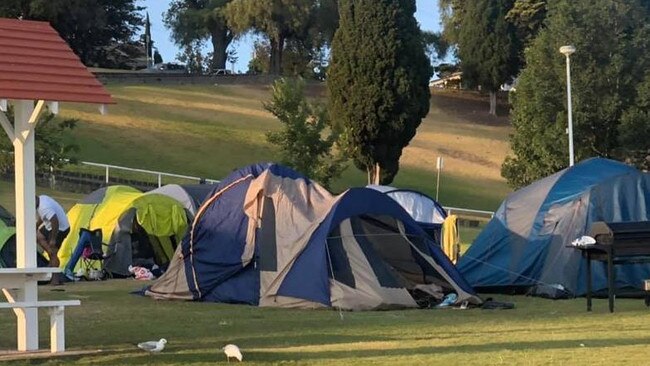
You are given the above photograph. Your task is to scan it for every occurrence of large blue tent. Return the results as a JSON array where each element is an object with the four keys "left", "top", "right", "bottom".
[
  {"left": 458, "top": 158, "right": 650, "bottom": 298},
  {"left": 147, "top": 163, "right": 481, "bottom": 309}
]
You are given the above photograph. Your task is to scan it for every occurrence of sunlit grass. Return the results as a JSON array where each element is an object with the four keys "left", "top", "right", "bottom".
[
  {"left": 2, "top": 280, "right": 650, "bottom": 365},
  {"left": 52, "top": 83, "right": 511, "bottom": 211}
]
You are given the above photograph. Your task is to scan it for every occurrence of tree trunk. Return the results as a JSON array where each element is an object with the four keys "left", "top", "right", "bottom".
[
  {"left": 269, "top": 36, "right": 285, "bottom": 75},
  {"left": 373, "top": 163, "right": 381, "bottom": 185},
  {"left": 210, "top": 26, "right": 232, "bottom": 70},
  {"left": 489, "top": 91, "right": 497, "bottom": 116},
  {"left": 366, "top": 163, "right": 381, "bottom": 185},
  {"left": 269, "top": 38, "right": 278, "bottom": 75}
]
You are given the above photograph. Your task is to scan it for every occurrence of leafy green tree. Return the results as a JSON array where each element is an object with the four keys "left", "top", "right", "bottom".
[
  {"left": 422, "top": 30, "right": 449, "bottom": 63},
  {"left": 328, "top": 0, "right": 432, "bottom": 185},
  {"left": 0, "top": 0, "right": 144, "bottom": 67},
  {"left": 164, "top": 0, "right": 233, "bottom": 70},
  {"left": 502, "top": 0, "right": 650, "bottom": 188},
  {"left": 0, "top": 107, "right": 79, "bottom": 177},
  {"left": 438, "top": 0, "right": 464, "bottom": 45},
  {"left": 617, "top": 74, "right": 650, "bottom": 170},
  {"left": 224, "top": 0, "right": 315, "bottom": 75},
  {"left": 506, "top": 0, "right": 547, "bottom": 46},
  {"left": 456, "top": 0, "right": 519, "bottom": 116},
  {"left": 176, "top": 40, "right": 210, "bottom": 74},
  {"left": 247, "top": 39, "right": 318, "bottom": 78},
  {"left": 264, "top": 78, "right": 346, "bottom": 188},
  {"left": 153, "top": 49, "right": 163, "bottom": 65}
]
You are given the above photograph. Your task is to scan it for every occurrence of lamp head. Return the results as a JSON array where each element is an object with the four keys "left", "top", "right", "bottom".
[{"left": 560, "top": 45, "right": 576, "bottom": 57}]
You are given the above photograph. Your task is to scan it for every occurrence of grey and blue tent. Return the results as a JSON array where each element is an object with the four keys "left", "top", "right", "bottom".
[
  {"left": 367, "top": 185, "right": 447, "bottom": 243},
  {"left": 147, "top": 163, "right": 481, "bottom": 310},
  {"left": 146, "top": 184, "right": 214, "bottom": 218},
  {"left": 458, "top": 158, "right": 650, "bottom": 298}
]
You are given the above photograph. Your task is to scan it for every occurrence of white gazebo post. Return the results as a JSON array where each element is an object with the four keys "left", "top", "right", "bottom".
[
  {"left": 0, "top": 99, "right": 47, "bottom": 351},
  {"left": 13, "top": 100, "right": 41, "bottom": 350},
  {"left": 0, "top": 17, "right": 113, "bottom": 354}
]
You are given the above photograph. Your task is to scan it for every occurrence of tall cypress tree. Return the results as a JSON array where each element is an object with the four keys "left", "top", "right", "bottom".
[
  {"left": 457, "top": 0, "right": 519, "bottom": 116},
  {"left": 328, "top": 0, "right": 432, "bottom": 184}
]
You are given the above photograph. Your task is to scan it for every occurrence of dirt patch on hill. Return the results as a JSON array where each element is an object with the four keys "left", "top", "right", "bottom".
[
  {"left": 437, "top": 148, "right": 501, "bottom": 170},
  {"left": 430, "top": 90, "right": 511, "bottom": 127}
]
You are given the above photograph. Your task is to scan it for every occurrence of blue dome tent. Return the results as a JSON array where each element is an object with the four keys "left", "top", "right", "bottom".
[
  {"left": 367, "top": 185, "right": 447, "bottom": 243},
  {"left": 147, "top": 163, "right": 480, "bottom": 310},
  {"left": 458, "top": 158, "right": 650, "bottom": 298}
]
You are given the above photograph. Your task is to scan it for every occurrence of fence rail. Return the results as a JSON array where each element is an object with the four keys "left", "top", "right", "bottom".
[
  {"left": 443, "top": 206, "right": 495, "bottom": 220},
  {"left": 78, "top": 161, "right": 220, "bottom": 187},
  {"left": 71, "top": 161, "right": 494, "bottom": 218}
]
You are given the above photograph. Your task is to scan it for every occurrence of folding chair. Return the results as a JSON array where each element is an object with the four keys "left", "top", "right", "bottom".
[{"left": 72, "top": 228, "right": 107, "bottom": 280}]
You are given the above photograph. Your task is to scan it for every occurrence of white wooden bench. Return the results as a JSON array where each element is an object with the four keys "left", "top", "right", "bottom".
[
  {"left": 0, "top": 300, "right": 80, "bottom": 352},
  {"left": 0, "top": 268, "right": 81, "bottom": 353}
]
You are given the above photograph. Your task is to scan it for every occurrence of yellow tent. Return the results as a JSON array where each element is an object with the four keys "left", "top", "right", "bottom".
[{"left": 59, "top": 185, "right": 188, "bottom": 276}]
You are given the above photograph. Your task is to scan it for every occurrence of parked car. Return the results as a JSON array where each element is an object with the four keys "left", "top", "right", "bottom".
[
  {"left": 211, "top": 69, "right": 233, "bottom": 75},
  {"left": 152, "top": 63, "right": 188, "bottom": 73}
]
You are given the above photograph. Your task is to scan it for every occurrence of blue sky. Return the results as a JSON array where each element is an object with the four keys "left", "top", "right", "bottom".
[{"left": 143, "top": 0, "right": 442, "bottom": 72}]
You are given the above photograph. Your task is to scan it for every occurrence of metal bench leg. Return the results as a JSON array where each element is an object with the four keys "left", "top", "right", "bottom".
[
  {"left": 586, "top": 252, "right": 592, "bottom": 311},
  {"left": 608, "top": 248, "right": 615, "bottom": 313},
  {"left": 49, "top": 305, "right": 66, "bottom": 352}
]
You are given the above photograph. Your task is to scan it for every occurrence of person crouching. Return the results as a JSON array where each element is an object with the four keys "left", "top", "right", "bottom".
[{"left": 36, "top": 195, "right": 70, "bottom": 285}]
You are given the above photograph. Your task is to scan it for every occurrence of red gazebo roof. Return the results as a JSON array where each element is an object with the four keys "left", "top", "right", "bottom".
[{"left": 0, "top": 18, "right": 113, "bottom": 104}]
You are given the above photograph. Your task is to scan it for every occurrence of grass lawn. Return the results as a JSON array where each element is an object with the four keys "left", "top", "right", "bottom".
[
  {"left": 2, "top": 280, "right": 650, "bottom": 365},
  {"left": 0, "top": 181, "right": 84, "bottom": 213},
  {"left": 55, "top": 84, "right": 512, "bottom": 211}
]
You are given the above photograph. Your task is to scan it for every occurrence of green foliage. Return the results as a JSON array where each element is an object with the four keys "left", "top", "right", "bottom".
[
  {"left": 224, "top": 0, "right": 315, "bottom": 75},
  {"left": 457, "top": 0, "right": 519, "bottom": 103},
  {"left": 176, "top": 40, "right": 210, "bottom": 74},
  {"left": 153, "top": 50, "right": 163, "bottom": 65},
  {"left": 328, "top": 0, "right": 432, "bottom": 185},
  {"left": 438, "top": 0, "right": 464, "bottom": 46},
  {"left": 264, "top": 78, "right": 346, "bottom": 188},
  {"left": 0, "top": 0, "right": 144, "bottom": 68},
  {"left": 422, "top": 31, "right": 449, "bottom": 62},
  {"left": 247, "top": 39, "right": 318, "bottom": 78},
  {"left": 0, "top": 107, "right": 79, "bottom": 176},
  {"left": 164, "top": 0, "right": 233, "bottom": 70},
  {"left": 225, "top": 0, "right": 337, "bottom": 75},
  {"left": 618, "top": 75, "right": 650, "bottom": 169},
  {"left": 503, "top": 0, "right": 650, "bottom": 188},
  {"left": 506, "top": 0, "right": 547, "bottom": 51}
]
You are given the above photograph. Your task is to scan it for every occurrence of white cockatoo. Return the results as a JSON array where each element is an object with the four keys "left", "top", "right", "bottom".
[
  {"left": 223, "top": 344, "right": 243, "bottom": 362},
  {"left": 137, "top": 338, "right": 167, "bottom": 353}
]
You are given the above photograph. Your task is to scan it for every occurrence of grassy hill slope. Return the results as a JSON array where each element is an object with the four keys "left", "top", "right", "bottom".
[{"left": 57, "top": 84, "right": 512, "bottom": 211}]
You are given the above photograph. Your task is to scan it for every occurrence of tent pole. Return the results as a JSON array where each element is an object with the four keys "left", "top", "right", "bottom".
[{"left": 325, "top": 244, "right": 344, "bottom": 320}]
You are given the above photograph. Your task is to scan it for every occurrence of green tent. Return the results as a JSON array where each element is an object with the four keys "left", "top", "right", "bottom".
[
  {"left": 0, "top": 205, "right": 48, "bottom": 268},
  {"left": 59, "top": 185, "right": 188, "bottom": 276}
]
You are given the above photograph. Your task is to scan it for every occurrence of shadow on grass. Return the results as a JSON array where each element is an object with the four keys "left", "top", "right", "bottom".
[
  {"left": 245, "top": 336, "right": 650, "bottom": 362},
  {"left": 8, "top": 335, "right": 650, "bottom": 365}
]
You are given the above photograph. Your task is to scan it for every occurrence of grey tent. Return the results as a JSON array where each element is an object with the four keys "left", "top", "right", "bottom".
[
  {"left": 458, "top": 158, "right": 650, "bottom": 298},
  {"left": 147, "top": 184, "right": 213, "bottom": 217}
]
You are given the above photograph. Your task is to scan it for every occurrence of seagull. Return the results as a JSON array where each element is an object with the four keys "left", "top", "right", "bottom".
[
  {"left": 223, "top": 344, "right": 243, "bottom": 362},
  {"left": 137, "top": 338, "right": 167, "bottom": 353}
]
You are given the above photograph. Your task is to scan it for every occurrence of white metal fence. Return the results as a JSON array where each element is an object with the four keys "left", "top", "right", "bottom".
[
  {"left": 77, "top": 161, "right": 494, "bottom": 218},
  {"left": 79, "top": 161, "right": 220, "bottom": 187},
  {"left": 443, "top": 206, "right": 495, "bottom": 220}
]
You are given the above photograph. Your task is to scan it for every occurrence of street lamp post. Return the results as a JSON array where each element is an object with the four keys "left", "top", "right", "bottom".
[{"left": 560, "top": 45, "right": 576, "bottom": 166}]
